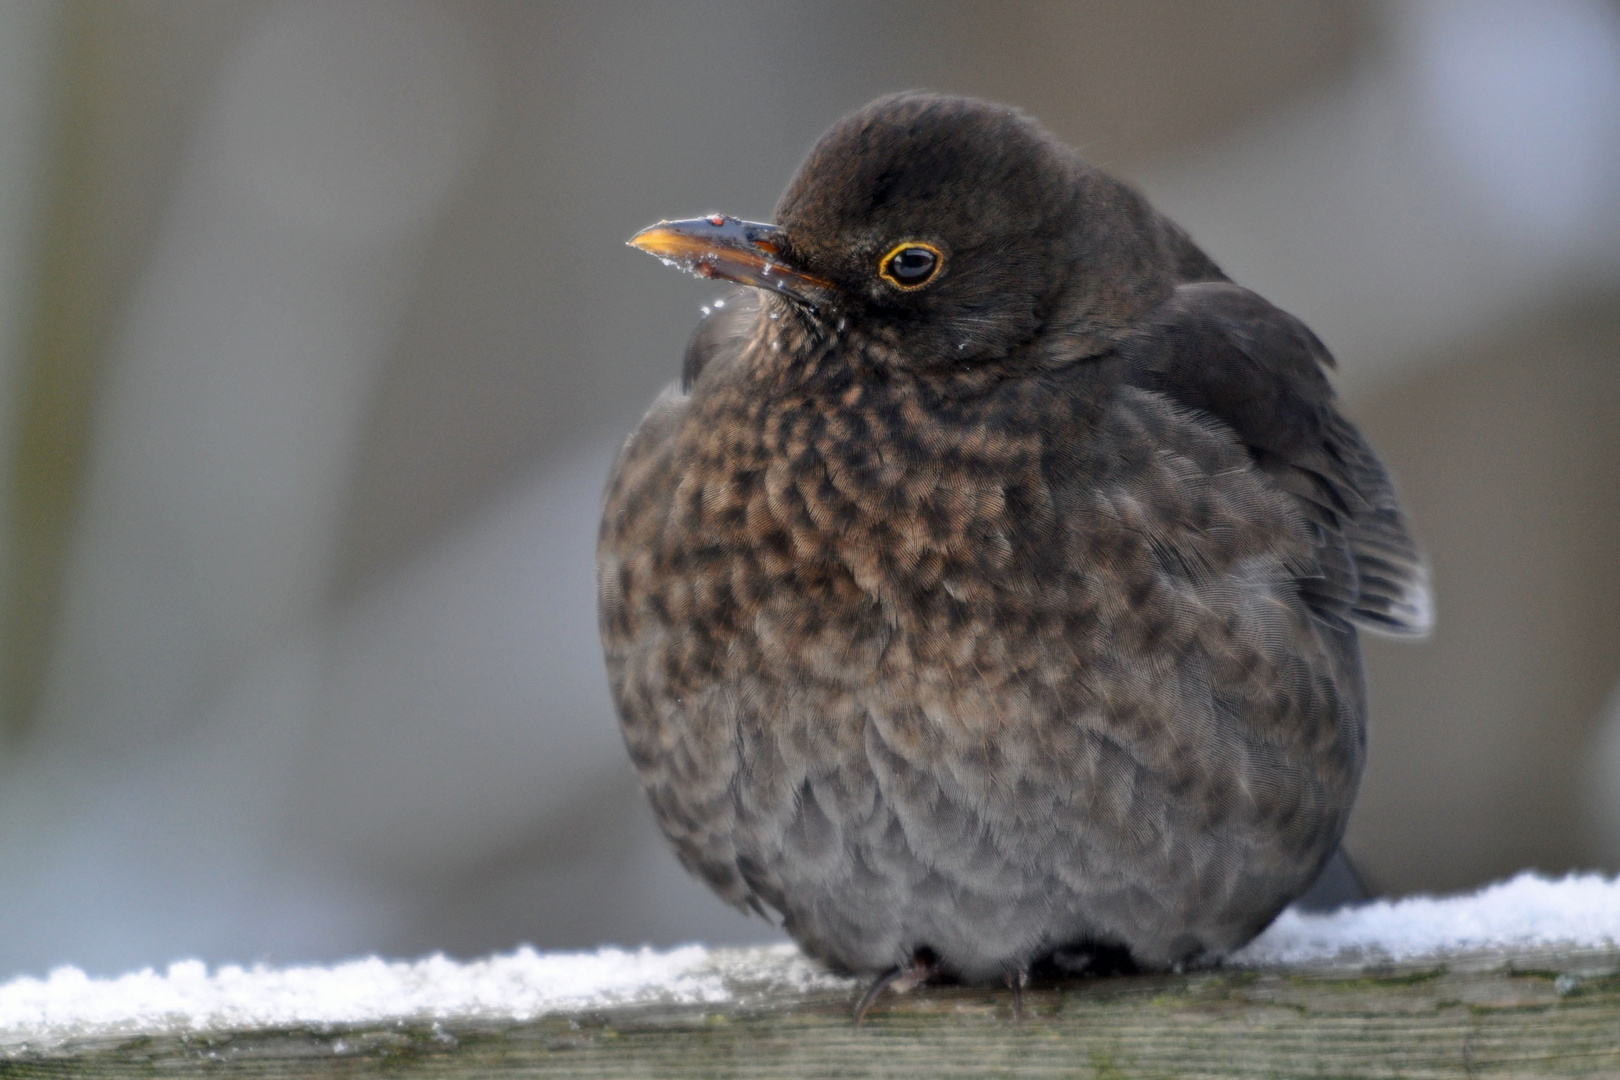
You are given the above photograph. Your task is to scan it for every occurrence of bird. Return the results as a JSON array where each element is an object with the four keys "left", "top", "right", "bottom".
[{"left": 599, "top": 92, "right": 1429, "bottom": 1021}]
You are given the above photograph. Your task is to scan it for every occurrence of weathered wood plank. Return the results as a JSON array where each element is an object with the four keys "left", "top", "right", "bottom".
[{"left": 3, "top": 945, "right": 1617, "bottom": 1077}]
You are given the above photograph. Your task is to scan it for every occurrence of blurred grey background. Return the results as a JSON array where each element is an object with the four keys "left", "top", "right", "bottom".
[{"left": 0, "top": 0, "right": 1617, "bottom": 980}]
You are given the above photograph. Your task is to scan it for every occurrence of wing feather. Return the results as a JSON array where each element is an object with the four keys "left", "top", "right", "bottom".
[{"left": 1121, "top": 282, "right": 1431, "bottom": 637}]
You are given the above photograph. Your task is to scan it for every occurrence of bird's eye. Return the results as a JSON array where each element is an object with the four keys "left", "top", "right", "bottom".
[{"left": 880, "top": 242, "right": 943, "bottom": 290}]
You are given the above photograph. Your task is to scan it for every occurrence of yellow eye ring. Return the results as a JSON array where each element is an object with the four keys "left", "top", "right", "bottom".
[{"left": 879, "top": 242, "right": 944, "bottom": 290}]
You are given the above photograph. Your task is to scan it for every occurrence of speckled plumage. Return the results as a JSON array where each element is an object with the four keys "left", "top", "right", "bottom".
[{"left": 599, "top": 94, "right": 1428, "bottom": 985}]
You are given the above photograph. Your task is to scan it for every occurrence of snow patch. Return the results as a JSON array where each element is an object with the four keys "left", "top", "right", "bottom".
[
  {"left": 1237, "top": 871, "right": 1620, "bottom": 964},
  {"left": 1, "top": 873, "right": 1615, "bottom": 1046},
  {"left": 0, "top": 944, "right": 730, "bottom": 1047}
]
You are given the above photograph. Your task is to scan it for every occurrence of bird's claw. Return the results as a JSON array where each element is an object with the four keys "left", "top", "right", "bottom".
[
  {"left": 1006, "top": 965, "right": 1030, "bottom": 1024},
  {"left": 852, "top": 953, "right": 937, "bottom": 1027}
]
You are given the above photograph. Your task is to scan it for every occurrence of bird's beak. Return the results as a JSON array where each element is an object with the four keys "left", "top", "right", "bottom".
[{"left": 628, "top": 215, "right": 833, "bottom": 304}]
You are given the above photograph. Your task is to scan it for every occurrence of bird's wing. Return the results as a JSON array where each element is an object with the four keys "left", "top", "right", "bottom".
[
  {"left": 681, "top": 290, "right": 760, "bottom": 392},
  {"left": 1120, "top": 281, "right": 1431, "bottom": 637}
]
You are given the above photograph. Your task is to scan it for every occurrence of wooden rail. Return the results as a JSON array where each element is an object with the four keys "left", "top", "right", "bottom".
[{"left": 2, "top": 944, "right": 1617, "bottom": 1077}]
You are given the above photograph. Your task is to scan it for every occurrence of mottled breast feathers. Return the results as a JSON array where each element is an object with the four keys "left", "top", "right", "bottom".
[{"left": 674, "top": 278, "right": 1432, "bottom": 645}]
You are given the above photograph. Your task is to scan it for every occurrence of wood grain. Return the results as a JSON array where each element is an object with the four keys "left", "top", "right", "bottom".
[{"left": 3, "top": 946, "right": 1617, "bottom": 1078}]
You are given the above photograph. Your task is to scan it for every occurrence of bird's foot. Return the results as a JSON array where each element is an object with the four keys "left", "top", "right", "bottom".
[
  {"left": 1005, "top": 964, "right": 1030, "bottom": 1024},
  {"left": 852, "top": 952, "right": 937, "bottom": 1027}
]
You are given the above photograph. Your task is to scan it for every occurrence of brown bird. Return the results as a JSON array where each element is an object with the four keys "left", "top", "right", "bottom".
[{"left": 599, "top": 93, "right": 1429, "bottom": 1019}]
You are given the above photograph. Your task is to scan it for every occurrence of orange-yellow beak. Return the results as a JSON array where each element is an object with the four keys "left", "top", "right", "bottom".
[{"left": 628, "top": 214, "right": 833, "bottom": 304}]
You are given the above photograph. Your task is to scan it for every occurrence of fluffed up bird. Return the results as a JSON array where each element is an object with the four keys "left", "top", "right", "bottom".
[{"left": 599, "top": 92, "right": 1430, "bottom": 1020}]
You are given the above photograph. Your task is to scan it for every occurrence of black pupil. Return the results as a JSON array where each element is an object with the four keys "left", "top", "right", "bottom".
[{"left": 890, "top": 247, "right": 936, "bottom": 282}]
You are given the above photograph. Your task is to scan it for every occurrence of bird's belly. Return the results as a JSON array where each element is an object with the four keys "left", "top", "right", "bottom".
[{"left": 725, "top": 654, "right": 1346, "bottom": 982}]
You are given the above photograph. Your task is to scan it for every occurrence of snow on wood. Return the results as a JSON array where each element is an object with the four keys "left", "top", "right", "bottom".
[{"left": 0, "top": 872, "right": 1616, "bottom": 1077}]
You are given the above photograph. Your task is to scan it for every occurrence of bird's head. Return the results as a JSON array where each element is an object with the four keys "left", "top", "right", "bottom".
[{"left": 630, "top": 93, "right": 1174, "bottom": 370}]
